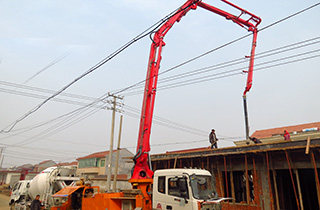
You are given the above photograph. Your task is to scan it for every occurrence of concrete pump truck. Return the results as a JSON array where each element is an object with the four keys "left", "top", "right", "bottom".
[{"left": 51, "top": 0, "right": 261, "bottom": 209}]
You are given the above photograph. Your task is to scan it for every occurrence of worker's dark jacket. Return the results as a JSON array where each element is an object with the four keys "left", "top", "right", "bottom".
[
  {"left": 209, "top": 132, "right": 218, "bottom": 143},
  {"left": 30, "top": 199, "right": 41, "bottom": 210}
]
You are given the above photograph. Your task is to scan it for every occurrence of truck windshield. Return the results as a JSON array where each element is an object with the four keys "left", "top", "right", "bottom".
[{"left": 189, "top": 174, "right": 216, "bottom": 200}]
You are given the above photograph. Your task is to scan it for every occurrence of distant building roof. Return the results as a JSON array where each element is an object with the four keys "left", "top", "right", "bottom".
[
  {"left": 54, "top": 161, "right": 78, "bottom": 167},
  {"left": 16, "top": 164, "right": 33, "bottom": 170},
  {"left": 251, "top": 121, "right": 320, "bottom": 139},
  {"left": 34, "top": 160, "right": 56, "bottom": 167},
  {"left": 77, "top": 150, "right": 118, "bottom": 160}
]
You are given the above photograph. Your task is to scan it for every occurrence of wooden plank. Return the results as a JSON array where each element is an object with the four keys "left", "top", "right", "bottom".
[
  {"left": 306, "top": 137, "right": 311, "bottom": 154},
  {"left": 285, "top": 151, "right": 301, "bottom": 210},
  {"left": 229, "top": 160, "right": 236, "bottom": 204},
  {"left": 272, "top": 170, "right": 280, "bottom": 210},
  {"left": 310, "top": 151, "right": 320, "bottom": 209},
  {"left": 266, "top": 152, "right": 275, "bottom": 210},
  {"left": 294, "top": 169, "right": 304, "bottom": 210},
  {"left": 173, "top": 157, "right": 177, "bottom": 169},
  {"left": 223, "top": 156, "right": 229, "bottom": 197},
  {"left": 245, "top": 154, "right": 250, "bottom": 204},
  {"left": 216, "top": 160, "right": 224, "bottom": 197}
]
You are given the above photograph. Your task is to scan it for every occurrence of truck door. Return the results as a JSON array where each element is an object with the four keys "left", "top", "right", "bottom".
[
  {"left": 165, "top": 176, "right": 193, "bottom": 210},
  {"left": 10, "top": 182, "right": 22, "bottom": 202}
]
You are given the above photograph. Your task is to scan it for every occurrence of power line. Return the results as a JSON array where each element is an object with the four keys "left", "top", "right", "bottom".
[
  {"left": 1, "top": 42, "right": 318, "bottom": 144},
  {"left": 1, "top": 45, "right": 318, "bottom": 145},
  {"left": 259, "top": 2, "right": 320, "bottom": 32},
  {"left": 156, "top": 52, "right": 320, "bottom": 91},
  {"left": 24, "top": 50, "right": 72, "bottom": 84},
  {"left": 110, "top": 2, "right": 320, "bottom": 97},
  {"left": 122, "top": 48, "right": 320, "bottom": 95},
  {"left": 0, "top": 87, "right": 108, "bottom": 108},
  {"left": 1, "top": 2, "right": 319, "bottom": 148},
  {"left": 0, "top": 94, "right": 110, "bottom": 140},
  {"left": 123, "top": 105, "right": 209, "bottom": 135},
  {"left": 0, "top": 5, "right": 183, "bottom": 134},
  {"left": 120, "top": 37, "right": 320, "bottom": 95}
]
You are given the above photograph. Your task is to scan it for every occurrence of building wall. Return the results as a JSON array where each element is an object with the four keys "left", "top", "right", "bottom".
[
  {"left": 151, "top": 145, "right": 320, "bottom": 210},
  {"left": 104, "top": 149, "right": 133, "bottom": 178},
  {"left": 78, "top": 158, "right": 106, "bottom": 176},
  {"left": 77, "top": 149, "right": 134, "bottom": 178},
  {"left": 5, "top": 173, "right": 21, "bottom": 187}
]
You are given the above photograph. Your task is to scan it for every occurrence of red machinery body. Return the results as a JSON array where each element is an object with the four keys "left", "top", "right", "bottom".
[{"left": 131, "top": 0, "right": 261, "bottom": 181}]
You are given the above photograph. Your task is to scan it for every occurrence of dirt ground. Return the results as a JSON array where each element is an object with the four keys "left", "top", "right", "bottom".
[{"left": 0, "top": 194, "right": 9, "bottom": 210}]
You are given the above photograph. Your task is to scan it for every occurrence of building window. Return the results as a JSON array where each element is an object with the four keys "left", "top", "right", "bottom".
[
  {"left": 100, "top": 159, "right": 105, "bottom": 167},
  {"left": 78, "top": 158, "right": 97, "bottom": 168}
]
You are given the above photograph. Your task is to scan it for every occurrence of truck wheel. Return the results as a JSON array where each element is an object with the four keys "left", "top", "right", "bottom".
[{"left": 9, "top": 203, "right": 14, "bottom": 210}]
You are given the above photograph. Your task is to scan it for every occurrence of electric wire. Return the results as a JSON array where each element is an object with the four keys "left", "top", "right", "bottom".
[
  {"left": 0, "top": 87, "right": 106, "bottom": 108},
  {"left": 156, "top": 52, "right": 320, "bottom": 91},
  {"left": 1, "top": 45, "right": 318, "bottom": 146},
  {"left": 0, "top": 5, "right": 184, "bottom": 134},
  {"left": 23, "top": 50, "right": 72, "bottom": 84},
  {"left": 123, "top": 48, "right": 320, "bottom": 95},
  {"left": 123, "top": 105, "right": 209, "bottom": 135},
  {"left": 1, "top": 45, "right": 318, "bottom": 144},
  {"left": 1, "top": 2, "right": 319, "bottom": 162},
  {"left": 123, "top": 109, "right": 240, "bottom": 142},
  {"left": 259, "top": 2, "right": 320, "bottom": 32},
  {"left": 0, "top": 94, "right": 110, "bottom": 140},
  {"left": 119, "top": 37, "right": 320, "bottom": 93},
  {"left": 110, "top": 2, "right": 320, "bottom": 97},
  {"left": 2, "top": 2, "right": 319, "bottom": 135},
  {"left": 157, "top": 49, "right": 320, "bottom": 91},
  {"left": 11, "top": 102, "right": 107, "bottom": 146}
]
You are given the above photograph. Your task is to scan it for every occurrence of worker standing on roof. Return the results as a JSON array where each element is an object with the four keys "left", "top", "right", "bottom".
[
  {"left": 209, "top": 129, "right": 218, "bottom": 149},
  {"left": 283, "top": 130, "right": 291, "bottom": 140}
]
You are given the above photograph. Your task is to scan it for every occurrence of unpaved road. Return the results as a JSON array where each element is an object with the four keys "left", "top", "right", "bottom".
[{"left": 0, "top": 194, "right": 9, "bottom": 210}]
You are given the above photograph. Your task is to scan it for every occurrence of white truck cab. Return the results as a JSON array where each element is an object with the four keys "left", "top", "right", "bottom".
[
  {"left": 153, "top": 169, "right": 230, "bottom": 210},
  {"left": 9, "top": 180, "right": 31, "bottom": 205}
]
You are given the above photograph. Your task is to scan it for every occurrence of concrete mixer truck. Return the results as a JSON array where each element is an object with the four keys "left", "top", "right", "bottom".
[{"left": 10, "top": 166, "right": 79, "bottom": 210}]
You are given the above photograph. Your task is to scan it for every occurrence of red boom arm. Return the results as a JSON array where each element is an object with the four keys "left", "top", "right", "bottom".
[{"left": 131, "top": 0, "right": 261, "bottom": 180}]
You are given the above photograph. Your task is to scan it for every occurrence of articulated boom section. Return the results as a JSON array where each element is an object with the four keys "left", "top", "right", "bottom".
[{"left": 131, "top": 0, "right": 261, "bottom": 183}]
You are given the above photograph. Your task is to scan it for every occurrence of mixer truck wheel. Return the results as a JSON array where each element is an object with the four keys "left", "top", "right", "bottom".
[{"left": 9, "top": 203, "right": 14, "bottom": 210}]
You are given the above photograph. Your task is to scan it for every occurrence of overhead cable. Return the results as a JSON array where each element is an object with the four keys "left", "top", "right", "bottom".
[{"left": 0, "top": 6, "right": 182, "bottom": 134}]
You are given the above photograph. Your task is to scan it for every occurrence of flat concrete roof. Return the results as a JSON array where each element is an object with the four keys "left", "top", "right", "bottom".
[{"left": 151, "top": 138, "right": 320, "bottom": 161}]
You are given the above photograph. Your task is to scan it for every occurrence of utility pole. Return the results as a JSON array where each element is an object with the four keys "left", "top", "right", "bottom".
[
  {"left": 0, "top": 148, "right": 4, "bottom": 169},
  {"left": 113, "top": 115, "right": 123, "bottom": 192},
  {"left": 106, "top": 94, "right": 123, "bottom": 192}
]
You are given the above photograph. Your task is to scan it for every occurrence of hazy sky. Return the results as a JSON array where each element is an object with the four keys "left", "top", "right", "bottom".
[{"left": 0, "top": 0, "right": 319, "bottom": 168}]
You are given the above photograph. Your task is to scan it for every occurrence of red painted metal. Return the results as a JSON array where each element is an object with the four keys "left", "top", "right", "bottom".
[
  {"left": 131, "top": 0, "right": 261, "bottom": 180},
  {"left": 285, "top": 151, "right": 301, "bottom": 210}
]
